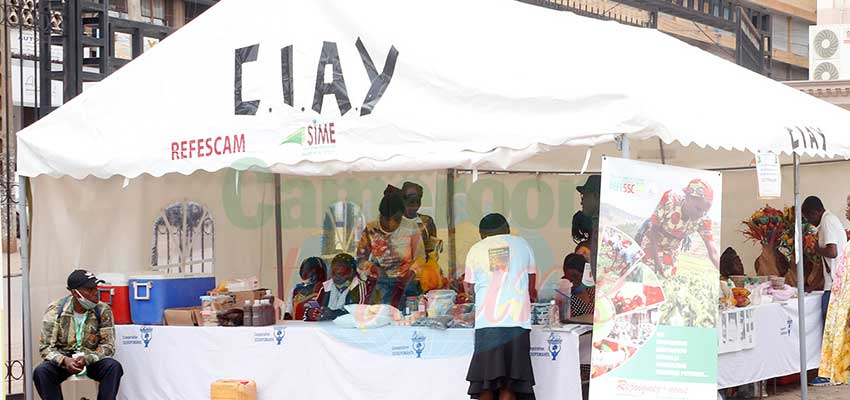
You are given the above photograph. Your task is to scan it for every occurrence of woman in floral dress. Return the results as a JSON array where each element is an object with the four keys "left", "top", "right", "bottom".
[
  {"left": 635, "top": 179, "right": 720, "bottom": 277},
  {"left": 356, "top": 190, "right": 426, "bottom": 309},
  {"left": 817, "top": 193, "right": 850, "bottom": 385}
]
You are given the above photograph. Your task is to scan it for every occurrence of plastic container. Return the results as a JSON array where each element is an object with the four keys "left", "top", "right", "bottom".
[
  {"left": 531, "top": 303, "right": 553, "bottom": 325},
  {"left": 200, "top": 296, "right": 218, "bottom": 327},
  {"left": 128, "top": 273, "right": 215, "bottom": 325},
  {"left": 405, "top": 296, "right": 419, "bottom": 316},
  {"left": 263, "top": 300, "right": 274, "bottom": 325},
  {"left": 97, "top": 273, "right": 131, "bottom": 325},
  {"left": 242, "top": 300, "right": 253, "bottom": 327},
  {"left": 251, "top": 300, "right": 263, "bottom": 326},
  {"left": 210, "top": 379, "right": 257, "bottom": 400}
]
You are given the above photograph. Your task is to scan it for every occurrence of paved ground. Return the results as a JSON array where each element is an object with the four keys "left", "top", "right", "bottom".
[{"left": 769, "top": 384, "right": 848, "bottom": 399}]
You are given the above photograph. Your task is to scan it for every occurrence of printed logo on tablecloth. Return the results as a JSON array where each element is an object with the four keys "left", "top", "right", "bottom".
[
  {"left": 547, "top": 333, "right": 563, "bottom": 361},
  {"left": 254, "top": 326, "right": 286, "bottom": 346},
  {"left": 411, "top": 331, "right": 426, "bottom": 358},
  {"left": 274, "top": 326, "right": 286, "bottom": 345},
  {"left": 140, "top": 326, "right": 153, "bottom": 348},
  {"left": 119, "top": 329, "right": 149, "bottom": 347},
  {"left": 780, "top": 318, "right": 793, "bottom": 337},
  {"left": 530, "top": 332, "right": 563, "bottom": 361},
  {"left": 391, "top": 331, "right": 427, "bottom": 358}
]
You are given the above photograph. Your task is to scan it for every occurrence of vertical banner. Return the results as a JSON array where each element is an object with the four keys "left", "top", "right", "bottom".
[{"left": 590, "top": 157, "right": 721, "bottom": 399}]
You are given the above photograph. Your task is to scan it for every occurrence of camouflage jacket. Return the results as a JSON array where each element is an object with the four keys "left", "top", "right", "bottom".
[{"left": 39, "top": 296, "right": 115, "bottom": 365}]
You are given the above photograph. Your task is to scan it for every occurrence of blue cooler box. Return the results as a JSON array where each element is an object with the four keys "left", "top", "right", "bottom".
[{"left": 129, "top": 273, "right": 215, "bottom": 325}]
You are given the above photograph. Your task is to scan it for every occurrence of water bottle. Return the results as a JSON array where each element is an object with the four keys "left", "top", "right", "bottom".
[
  {"left": 556, "top": 279, "right": 572, "bottom": 323},
  {"left": 547, "top": 300, "right": 560, "bottom": 329},
  {"left": 750, "top": 279, "right": 762, "bottom": 306},
  {"left": 72, "top": 352, "right": 87, "bottom": 377}
]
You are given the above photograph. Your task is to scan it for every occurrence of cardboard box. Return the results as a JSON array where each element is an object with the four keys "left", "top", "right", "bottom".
[
  {"left": 210, "top": 289, "right": 269, "bottom": 307},
  {"left": 164, "top": 307, "right": 202, "bottom": 326},
  {"left": 211, "top": 379, "right": 257, "bottom": 400}
]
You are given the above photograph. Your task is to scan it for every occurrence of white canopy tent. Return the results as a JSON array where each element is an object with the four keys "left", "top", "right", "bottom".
[{"left": 15, "top": 0, "right": 850, "bottom": 398}]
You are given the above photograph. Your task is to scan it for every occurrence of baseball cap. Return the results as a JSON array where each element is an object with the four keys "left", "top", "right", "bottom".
[
  {"left": 67, "top": 269, "right": 104, "bottom": 290},
  {"left": 576, "top": 175, "right": 601, "bottom": 194}
]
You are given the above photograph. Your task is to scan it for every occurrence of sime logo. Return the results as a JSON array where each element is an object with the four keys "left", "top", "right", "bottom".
[{"left": 281, "top": 119, "right": 338, "bottom": 155}]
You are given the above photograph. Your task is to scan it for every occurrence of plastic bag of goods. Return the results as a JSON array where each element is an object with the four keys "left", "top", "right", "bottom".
[
  {"left": 425, "top": 290, "right": 457, "bottom": 317},
  {"left": 450, "top": 303, "right": 475, "bottom": 328},
  {"left": 333, "top": 304, "right": 400, "bottom": 328},
  {"left": 199, "top": 296, "right": 218, "bottom": 327}
]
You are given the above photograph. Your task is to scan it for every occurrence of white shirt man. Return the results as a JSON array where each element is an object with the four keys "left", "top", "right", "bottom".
[{"left": 817, "top": 210, "right": 846, "bottom": 291}]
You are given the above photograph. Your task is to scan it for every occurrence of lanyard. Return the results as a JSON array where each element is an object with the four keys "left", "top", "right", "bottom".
[{"left": 74, "top": 312, "right": 88, "bottom": 351}]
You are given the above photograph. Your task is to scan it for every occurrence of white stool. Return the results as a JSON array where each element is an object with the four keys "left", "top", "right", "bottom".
[{"left": 63, "top": 375, "right": 99, "bottom": 400}]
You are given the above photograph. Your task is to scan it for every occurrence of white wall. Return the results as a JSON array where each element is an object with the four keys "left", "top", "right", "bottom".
[{"left": 720, "top": 161, "right": 850, "bottom": 275}]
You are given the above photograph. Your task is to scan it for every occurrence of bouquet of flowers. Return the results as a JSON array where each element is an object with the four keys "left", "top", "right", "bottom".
[
  {"left": 742, "top": 205, "right": 788, "bottom": 247},
  {"left": 780, "top": 207, "right": 820, "bottom": 263},
  {"left": 742, "top": 206, "right": 820, "bottom": 280}
]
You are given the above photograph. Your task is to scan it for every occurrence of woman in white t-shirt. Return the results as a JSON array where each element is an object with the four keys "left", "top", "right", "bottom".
[{"left": 463, "top": 213, "right": 538, "bottom": 400}]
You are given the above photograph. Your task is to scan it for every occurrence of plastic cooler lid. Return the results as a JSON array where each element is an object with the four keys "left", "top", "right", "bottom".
[
  {"left": 129, "top": 272, "right": 214, "bottom": 280},
  {"left": 97, "top": 273, "right": 128, "bottom": 286}
]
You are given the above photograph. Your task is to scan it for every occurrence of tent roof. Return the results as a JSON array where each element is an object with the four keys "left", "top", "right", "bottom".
[{"left": 16, "top": 0, "right": 850, "bottom": 179}]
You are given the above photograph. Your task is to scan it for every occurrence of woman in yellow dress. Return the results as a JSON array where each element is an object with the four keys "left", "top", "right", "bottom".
[{"left": 816, "top": 193, "right": 850, "bottom": 385}]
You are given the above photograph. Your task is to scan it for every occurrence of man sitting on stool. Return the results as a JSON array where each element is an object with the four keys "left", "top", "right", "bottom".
[{"left": 34, "top": 269, "right": 123, "bottom": 400}]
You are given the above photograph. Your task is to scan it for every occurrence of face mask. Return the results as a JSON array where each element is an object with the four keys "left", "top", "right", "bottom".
[
  {"left": 581, "top": 263, "right": 596, "bottom": 287},
  {"left": 74, "top": 290, "right": 97, "bottom": 310},
  {"left": 333, "top": 272, "right": 354, "bottom": 290}
]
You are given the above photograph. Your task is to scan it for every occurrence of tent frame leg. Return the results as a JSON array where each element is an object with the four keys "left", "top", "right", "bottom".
[
  {"left": 616, "top": 134, "right": 630, "bottom": 159},
  {"left": 17, "top": 176, "right": 33, "bottom": 400},
  {"left": 793, "top": 154, "right": 808, "bottom": 400},
  {"left": 274, "top": 174, "right": 284, "bottom": 298}
]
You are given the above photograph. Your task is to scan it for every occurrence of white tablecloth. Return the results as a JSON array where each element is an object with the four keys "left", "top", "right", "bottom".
[
  {"left": 717, "top": 292, "right": 824, "bottom": 388},
  {"left": 113, "top": 322, "right": 582, "bottom": 400}
]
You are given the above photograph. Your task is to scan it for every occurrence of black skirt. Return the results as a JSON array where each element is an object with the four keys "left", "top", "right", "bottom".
[{"left": 466, "top": 327, "right": 536, "bottom": 400}]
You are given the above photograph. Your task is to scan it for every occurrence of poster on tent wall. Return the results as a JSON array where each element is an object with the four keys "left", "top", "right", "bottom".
[{"left": 590, "top": 157, "right": 721, "bottom": 400}]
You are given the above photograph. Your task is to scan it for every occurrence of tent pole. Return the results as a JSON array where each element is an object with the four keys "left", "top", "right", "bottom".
[
  {"left": 17, "top": 176, "right": 33, "bottom": 400},
  {"left": 446, "top": 169, "right": 457, "bottom": 278},
  {"left": 274, "top": 174, "right": 284, "bottom": 298},
  {"left": 793, "top": 153, "right": 808, "bottom": 400},
  {"left": 619, "top": 134, "right": 630, "bottom": 159}
]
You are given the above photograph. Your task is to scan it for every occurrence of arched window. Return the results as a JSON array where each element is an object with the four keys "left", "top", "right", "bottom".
[
  {"left": 151, "top": 201, "right": 214, "bottom": 273},
  {"left": 321, "top": 201, "right": 366, "bottom": 256}
]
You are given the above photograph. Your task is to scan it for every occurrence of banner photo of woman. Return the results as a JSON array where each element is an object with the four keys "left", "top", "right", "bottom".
[{"left": 590, "top": 157, "right": 721, "bottom": 400}]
